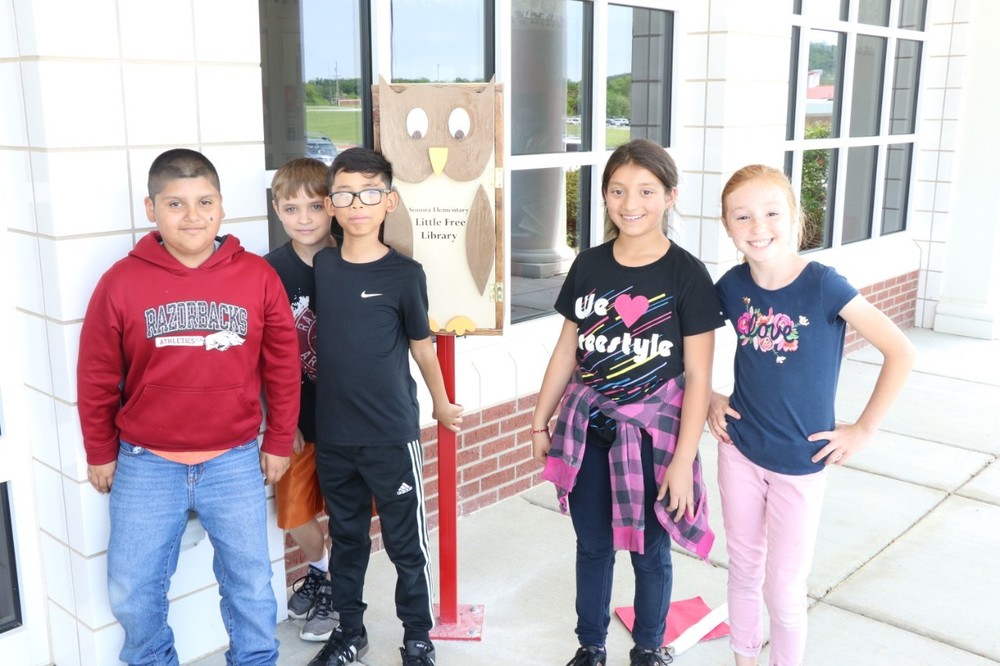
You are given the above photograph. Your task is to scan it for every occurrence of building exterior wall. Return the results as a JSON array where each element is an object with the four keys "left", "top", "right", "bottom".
[
  {"left": 931, "top": 0, "right": 1000, "bottom": 338},
  {"left": 0, "top": 0, "right": 990, "bottom": 664},
  {"left": 1, "top": 1, "right": 280, "bottom": 663}
]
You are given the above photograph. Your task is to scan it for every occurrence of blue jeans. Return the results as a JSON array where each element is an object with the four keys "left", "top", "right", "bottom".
[
  {"left": 107, "top": 440, "right": 279, "bottom": 666},
  {"left": 568, "top": 430, "right": 673, "bottom": 650}
]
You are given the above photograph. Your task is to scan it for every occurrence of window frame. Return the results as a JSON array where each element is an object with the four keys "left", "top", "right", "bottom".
[
  {"left": 504, "top": 0, "right": 679, "bottom": 324},
  {"left": 786, "top": 0, "right": 926, "bottom": 251}
]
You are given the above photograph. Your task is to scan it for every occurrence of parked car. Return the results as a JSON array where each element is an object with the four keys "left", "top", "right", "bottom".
[{"left": 305, "top": 134, "right": 337, "bottom": 166}]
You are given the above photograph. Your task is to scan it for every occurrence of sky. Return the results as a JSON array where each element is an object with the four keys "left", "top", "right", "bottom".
[{"left": 301, "top": 0, "right": 633, "bottom": 83}]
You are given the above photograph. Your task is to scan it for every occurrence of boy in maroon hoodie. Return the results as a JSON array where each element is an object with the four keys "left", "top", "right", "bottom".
[{"left": 77, "top": 148, "right": 300, "bottom": 666}]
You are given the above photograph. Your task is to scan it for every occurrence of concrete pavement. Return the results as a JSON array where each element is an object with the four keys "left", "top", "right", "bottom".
[{"left": 192, "top": 328, "right": 1000, "bottom": 665}]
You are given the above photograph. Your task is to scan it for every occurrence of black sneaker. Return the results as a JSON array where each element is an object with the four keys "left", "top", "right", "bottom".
[
  {"left": 567, "top": 645, "right": 607, "bottom": 666},
  {"left": 629, "top": 645, "right": 673, "bottom": 665},
  {"left": 307, "top": 626, "right": 369, "bottom": 666},
  {"left": 400, "top": 638, "right": 436, "bottom": 665},
  {"left": 288, "top": 565, "right": 327, "bottom": 620}
]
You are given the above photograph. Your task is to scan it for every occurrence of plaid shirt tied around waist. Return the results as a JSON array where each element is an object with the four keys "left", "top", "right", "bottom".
[{"left": 542, "top": 374, "right": 714, "bottom": 558}]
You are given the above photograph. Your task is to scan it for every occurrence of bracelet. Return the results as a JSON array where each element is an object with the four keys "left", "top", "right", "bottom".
[{"left": 530, "top": 427, "right": 549, "bottom": 434}]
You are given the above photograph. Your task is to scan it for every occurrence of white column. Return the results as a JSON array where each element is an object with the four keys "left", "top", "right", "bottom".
[
  {"left": 933, "top": 1, "right": 1000, "bottom": 339},
  {"left": 675, "top": 1, "right": 791, "bottom": 277},
  {"left": 509, "top": 2, "right": 576, "bottom": 278}
]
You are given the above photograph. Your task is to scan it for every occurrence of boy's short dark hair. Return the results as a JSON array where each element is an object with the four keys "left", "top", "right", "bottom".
[
  {"left": 271, "top": 157, "right": 329, "bottom": 202},
  {"left": 328, "top": 146, "right": 393, "bottom": 192},
  {"left": 148, "top": 148, "right": 221, "bottom": 200}
]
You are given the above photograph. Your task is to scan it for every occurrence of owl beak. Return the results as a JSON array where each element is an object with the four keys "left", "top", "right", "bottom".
[{"left": 429, "top": 147, "right": 448, "bottom": 176}]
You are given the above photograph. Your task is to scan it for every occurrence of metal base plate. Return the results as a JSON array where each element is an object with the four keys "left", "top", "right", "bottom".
[{"left": 429, "top": 604, "right": 485, "bottom": 641}]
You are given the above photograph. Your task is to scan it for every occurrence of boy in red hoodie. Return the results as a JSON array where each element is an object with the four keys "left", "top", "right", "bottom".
[{"left": 77, "top": 148, "right": 300, "bottom": 666}]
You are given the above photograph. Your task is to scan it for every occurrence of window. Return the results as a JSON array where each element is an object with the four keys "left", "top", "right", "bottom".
[
  {"left": 391, "top": 1, "right": 493, "bottom": 83},
  {"left": 259, "top": 0, "right": 495, "bottom": 250},
  {"left": 509, "top": 1, "right": 674, "bottom": 323},
  {"left": 259, "top": 0, "right": 366, "bottom": 172},
  {"left": 788, "top": 0, "right": 926, "bottom": 251},
  {"left": 607, "top": 4, "right": 672, "bottom": 148},
  {"left": 0, "top": 483, "right": 21, "bottom": 634},
  {"left": 259, "top": 0, "right": 368, "bottom": 248}
]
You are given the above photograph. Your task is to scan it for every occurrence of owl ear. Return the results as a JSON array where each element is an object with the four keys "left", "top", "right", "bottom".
[{"left": 384, "top": 192, "right": 414, "bottom": 258}]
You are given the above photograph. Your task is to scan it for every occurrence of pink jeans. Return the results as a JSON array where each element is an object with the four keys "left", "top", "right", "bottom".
[{"left": 717, "top": 442, "right": 827, "bottom": 666}]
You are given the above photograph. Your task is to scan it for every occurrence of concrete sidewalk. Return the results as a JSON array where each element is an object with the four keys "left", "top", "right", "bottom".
[{"left": 194, "top": 328, "right": 1000, "bottom": 665}]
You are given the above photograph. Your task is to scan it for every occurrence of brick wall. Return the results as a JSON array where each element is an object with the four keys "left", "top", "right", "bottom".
[
  {"left": 844, "top": 270, "right": 918, "bottom": 354},
  {"left": 284, "top": 393, "right": 545, "bottom": 587}
]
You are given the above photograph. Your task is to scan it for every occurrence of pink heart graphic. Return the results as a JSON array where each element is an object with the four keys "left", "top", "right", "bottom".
[{"left": 614, "top": 294, "right": 649, "bottom": 328}]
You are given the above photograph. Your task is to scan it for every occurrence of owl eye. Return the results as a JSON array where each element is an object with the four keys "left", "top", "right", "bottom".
[
  {"left": 448, "top": 107, "right": 471, "bottom": 140},
  {"left": 406, "top": 107, "right": 429, "bottom": 140}
]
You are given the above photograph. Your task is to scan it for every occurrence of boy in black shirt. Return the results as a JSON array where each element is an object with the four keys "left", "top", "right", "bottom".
[{"left": 309, "top": 147, "right": 463, "bottom": 666}]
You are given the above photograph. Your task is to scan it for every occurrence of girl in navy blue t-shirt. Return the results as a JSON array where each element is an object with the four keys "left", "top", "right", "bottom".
[{"left": 710, "top": 165, "right": 915, "bottom": 666}]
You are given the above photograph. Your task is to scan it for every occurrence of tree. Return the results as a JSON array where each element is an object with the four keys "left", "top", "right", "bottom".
[
  {"left": 566, "top": 80, "right": 580, "bottom": 116},
  {"left": 565, "top": 168, "right": 580, "bottom": 246},
  {"left": 606, "top": 74, "right": 632, "bottom": 118},
  {"left": 808, "top": 42, "right": 837, "bottom": 85},
  {"left": 304, "top": 82, "right": 327, "bottom": 105},
  {"left": 800, "top": 123, "right": 832, "bottom": 250},
  {"left": 305, "top": 78, "right": 362, "bottom": 106}
]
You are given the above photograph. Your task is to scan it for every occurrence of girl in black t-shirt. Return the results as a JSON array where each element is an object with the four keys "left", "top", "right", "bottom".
[{"left": 531, "top": 139, "right": 725, "bottom": 666}]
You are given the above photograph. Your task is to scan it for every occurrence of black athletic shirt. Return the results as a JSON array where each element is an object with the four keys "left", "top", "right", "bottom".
[
  {"left": 264, "top": 242, "right": 319, "bottom": 442},
  {"left": 313, "top": 247, "right": 431, "bottom": 446}
]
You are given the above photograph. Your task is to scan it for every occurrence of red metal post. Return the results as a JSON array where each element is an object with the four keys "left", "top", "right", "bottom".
[
  {"left": 436, "top": 334, "right": 458, "bottom": 624},
  {"left": 430, "top": 334, "right": 484, "bottom": 640}
]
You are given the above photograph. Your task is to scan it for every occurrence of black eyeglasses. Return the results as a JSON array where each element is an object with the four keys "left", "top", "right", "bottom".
[{"left": 328, "top": 189, "right": 392, "bottom": 208}]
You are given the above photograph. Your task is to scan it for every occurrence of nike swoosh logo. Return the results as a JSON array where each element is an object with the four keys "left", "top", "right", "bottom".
[{"left": 361, "top": 291, "right": 382, "bottom": 298}]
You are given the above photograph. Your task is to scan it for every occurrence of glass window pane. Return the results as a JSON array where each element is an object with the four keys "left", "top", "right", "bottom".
[
  {"left": 806, "top": 30, "right": 844, "bottom": 139},
  {"left": 890, "top": 39, "right": 921, "bottom": 135},
  {"left": 899, "top": 0, "right": 927, "bottom": 30},
  {"left": 858, "top": 0, "right": 890, "bottom": 27},
  {"left": 0, "top": 483, "right": 22, "bottom": 634},
  {"left": 802, "top": 0, "right": 847, "bottom": 22},
  {"left": 842, "top": 145, "right": 877, "bottom": 244},
  {"left": 512, "top": 0, "right": 590, "bottom": 155},
  {"left": 882, "top": 143, "right": 912, "bottom": 234},
  {"left": 391, "top": 1, "right": 489, "bottom": 82},
  {"left": 607, "top": 4, "right": 673, "bottom": 149},
  {"left": 260, "top": 0, "right": 365, "bottom": 249},
  {"left": 849, "top": 35, "right": 886, "bottom": 137},
  {"left": 510, "top": 166, "right": 589, "bottom": 323},
  {"left": 259, "top": 0, "right": 364, "bottom": 171},
  {"left": 800, "top": 147, "right": 837, "bottom": 250}
]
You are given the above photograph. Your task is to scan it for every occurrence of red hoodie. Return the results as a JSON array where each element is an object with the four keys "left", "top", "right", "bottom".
[{"left": 77, "top": 232, "right": 300, "bottom": 465}]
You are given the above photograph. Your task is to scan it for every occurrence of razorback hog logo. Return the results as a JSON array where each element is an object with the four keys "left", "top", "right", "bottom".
[{"left": 204, "top": 330, "right": 245, "bottom": 351}]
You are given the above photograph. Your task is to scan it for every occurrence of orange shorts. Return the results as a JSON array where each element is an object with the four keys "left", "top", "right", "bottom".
[{"left": 274, "top": 442, "right": 326, "bottom": 530}]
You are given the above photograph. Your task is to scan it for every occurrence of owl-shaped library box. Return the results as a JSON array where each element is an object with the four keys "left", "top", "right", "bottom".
[{"left": 373, "top": 76, "right": 504, "bottom": 335}]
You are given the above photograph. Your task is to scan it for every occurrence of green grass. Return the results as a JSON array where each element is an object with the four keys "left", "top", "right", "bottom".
[
  {"left": 565, "top": 123, "right": 632, "bottom": 147},
  {"left": 607, "top": 127, "right": 630, "bottom": 146},
  {"left": 306, "top": 107, "right": 363, "bottom": 150}
]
